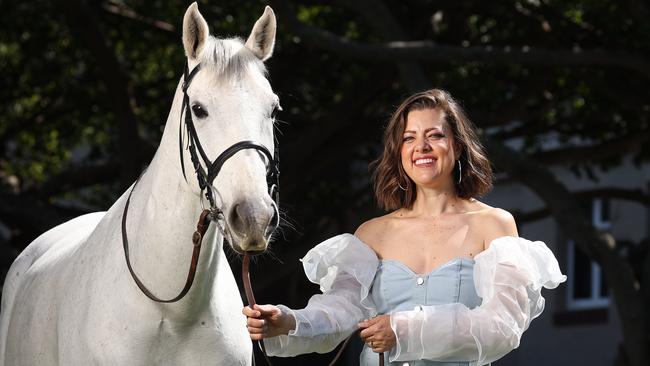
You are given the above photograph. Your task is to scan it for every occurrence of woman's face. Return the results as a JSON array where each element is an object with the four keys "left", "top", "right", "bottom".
[{"left": 400, "top": 108, "right": 458, "bottom": 189}]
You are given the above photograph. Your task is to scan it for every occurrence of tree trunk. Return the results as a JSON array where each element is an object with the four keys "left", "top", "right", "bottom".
[{"left": 59, "top": 0, "right": 143, "bottom": 188}]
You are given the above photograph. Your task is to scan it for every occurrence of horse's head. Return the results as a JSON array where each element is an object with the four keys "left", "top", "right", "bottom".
[{"left": 179, "top": 3, "right": 279, "bottom": 254}]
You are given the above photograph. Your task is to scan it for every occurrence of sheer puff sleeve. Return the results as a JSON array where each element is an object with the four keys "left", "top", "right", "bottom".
[
  {"left": 389, "top": 236, "right": 567, "bottom": 365},
  {"left": 264, "top": 233, "right": 379, "bottom": 357}
]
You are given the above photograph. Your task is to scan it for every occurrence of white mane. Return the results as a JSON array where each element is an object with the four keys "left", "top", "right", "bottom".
[{"left": 198, "top": 37, "right": 266, "bottom": 80}]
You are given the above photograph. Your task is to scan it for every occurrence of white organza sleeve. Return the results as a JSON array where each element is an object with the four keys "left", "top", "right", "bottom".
[
  {"left": 389, "top": 236, "right": 567, "bottom": 365},
  {"left": 264, "top": 234, "right": 379, "bottom": 357}
]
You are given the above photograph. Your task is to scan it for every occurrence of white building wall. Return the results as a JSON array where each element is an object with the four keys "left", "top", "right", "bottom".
[{"left": 479, "top": 157, "right": 648, "bottom": 366}]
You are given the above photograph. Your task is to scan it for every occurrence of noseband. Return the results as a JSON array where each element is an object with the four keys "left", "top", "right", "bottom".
[{"left": 120, "top": 62, "right": 280, "bottom": 303}]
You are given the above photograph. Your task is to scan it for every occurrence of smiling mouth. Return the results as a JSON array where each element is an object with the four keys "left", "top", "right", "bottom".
[{"left": 414, "top": 158, "right": 436, "bottom": 167}]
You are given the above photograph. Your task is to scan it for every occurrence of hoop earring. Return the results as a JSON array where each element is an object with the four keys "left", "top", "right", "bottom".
[
  {"left": 398, "top": 180, "right": 407, "bottom": 191},
  {"left": 457, "top": 160, "right": 462, "bottom": 184}
]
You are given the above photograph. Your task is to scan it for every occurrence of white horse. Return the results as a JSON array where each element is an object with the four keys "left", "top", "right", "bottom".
[{"left": 0, "top": 3, "right": 279, "bottom": 365}]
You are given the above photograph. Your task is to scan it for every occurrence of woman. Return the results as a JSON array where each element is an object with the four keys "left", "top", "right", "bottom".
[{"left": 243, "top": 89, "right": 566, "bottom": 365}]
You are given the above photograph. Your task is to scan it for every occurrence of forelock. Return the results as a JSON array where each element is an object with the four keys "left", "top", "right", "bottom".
[{"left": 198, "top": 36, "right": 267, "bottom": 80}]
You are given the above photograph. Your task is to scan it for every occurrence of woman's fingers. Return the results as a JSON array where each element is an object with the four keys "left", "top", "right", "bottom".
[
  {"left": 243, "top": 304, "right": 289, "bottom": 340},
  {"left": 365, "top": 337, "right": 390, "bottom": 353},
  {"left": 357, "top": 316, "right": 379, "bottom": 329},
  {"left": 359, "top": 315, "right": 395, "bottom": 353},
  {"left": 359, "top": 328, "right": 371, "bottom": 341},
  {"left": 249, "top": 333, "right": 264, "bottom": 341},
  {"left": 372, "top": 344, "right": 389, "bottom": 353},
  {"left": 242, "top": 306, "right": 260, "bottom": 317},
  {"left": 247, "top": 325, "right": 265, "bottom": 334},
  {"left": 246, "top": 316, "right": 267, "bottom": 340},
  {"left": 359, "top": 320, "right": 380, "bottom": 339},
  {"left": 242, "top": 304, "right": 280, "bottom": 319},
  {"left": 246, "top": 317, "right": 265, "bottom": 328},
  {"left": 365, "top": 337, "right": 386, "bottom": 353},
  {"left": 247, "top": 326, "right": 266, "bottom": 335},
  {"left": 254, "top": 304, "right": 280, "bottom": 317}
]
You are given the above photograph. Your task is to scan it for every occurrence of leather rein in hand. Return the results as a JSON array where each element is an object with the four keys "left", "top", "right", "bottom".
[{"left": 242, "top": 256, "right": 384, "bottom": 366}]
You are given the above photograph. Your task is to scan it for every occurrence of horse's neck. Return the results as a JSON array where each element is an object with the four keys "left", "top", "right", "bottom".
[{"left": 121, "top": 82, "right": 225, "bottom": 313}]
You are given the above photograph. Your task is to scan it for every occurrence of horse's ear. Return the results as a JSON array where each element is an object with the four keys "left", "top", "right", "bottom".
[
  {"left": 183, "top": 2, "right": 209, "bottom": 61},
  {"left": 245, "top": 6, "right": 276, "bottom": 61}
]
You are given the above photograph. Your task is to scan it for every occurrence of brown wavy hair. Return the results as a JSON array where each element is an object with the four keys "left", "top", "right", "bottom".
[{"left": 370, "top": 89, "right": 493, "bottom": 211}]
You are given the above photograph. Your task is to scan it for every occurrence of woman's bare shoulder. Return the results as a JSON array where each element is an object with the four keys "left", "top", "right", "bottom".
[
  {"left": 466, "top": 200, "right": 518, "bottom": 248},
  {"left": 354, "top": 212, "right": 398, "bottom": 249}
]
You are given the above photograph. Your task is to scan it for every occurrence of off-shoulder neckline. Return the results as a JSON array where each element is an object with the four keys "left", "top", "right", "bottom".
[
  {"left": 381, "top": 257, "right": 475, "bottom": 277},
  {"left": 349, "top": 234, "right": 519, "bottom": 252},
  {"left": 345, "top": 234, "right": 521, "bottom": 274}
]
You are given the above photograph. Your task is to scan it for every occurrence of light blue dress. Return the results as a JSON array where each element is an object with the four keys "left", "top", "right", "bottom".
[
  {"left": 360, "top": 258, "right": 483, "bottom": 366},
  {"left": 264, "top": 234, "right": 566, "bottom": 366}
]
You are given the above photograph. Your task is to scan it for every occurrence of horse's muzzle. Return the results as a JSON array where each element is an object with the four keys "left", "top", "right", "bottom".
[{"left": 227, "top": 198, "right": 274, "bottom": 253}]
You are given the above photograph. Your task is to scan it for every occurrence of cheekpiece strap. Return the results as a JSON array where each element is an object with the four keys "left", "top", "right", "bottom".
[
  {"left": 179, "top": 62, "right": 204, "bottom": 181},
  {"left": 183, "top": 63, "right": 202, "bottom": 92}
]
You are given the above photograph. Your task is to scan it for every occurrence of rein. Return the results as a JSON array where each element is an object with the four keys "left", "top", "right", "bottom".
[{"left": 121, "top": 181, "right": 212, "bottom": 303}]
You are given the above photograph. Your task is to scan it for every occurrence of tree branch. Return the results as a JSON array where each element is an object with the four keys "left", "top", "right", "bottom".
[
  {"left": 101, "top": 0, "right": 176, "bottom": 34},
  {"left": 622, "top": 0, "right": 650, "bottom": 31},
  {"left": 336, "top": 0, "right": 431, "bottom": 91},
  {"left": 532, "top": 130, "right": 650, "bottom": 164},
  {"left": 514, "top": 187, "right": 650, "bottom": 224},
  {"left": 272, "top": 0, "right": 650, "bottom": 79}
]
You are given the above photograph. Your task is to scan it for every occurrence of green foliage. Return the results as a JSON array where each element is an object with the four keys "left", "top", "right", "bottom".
[{"left": 0, "top": 0, "right": 648, "bottom": 243}]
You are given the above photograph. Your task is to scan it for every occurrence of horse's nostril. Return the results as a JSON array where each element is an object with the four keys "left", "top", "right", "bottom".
[
  {"left": 228, "top": 203, "right": 246, "bottom": 236},
  {"left": 265, "top": 202, "right": 279, "bottom": 238}
]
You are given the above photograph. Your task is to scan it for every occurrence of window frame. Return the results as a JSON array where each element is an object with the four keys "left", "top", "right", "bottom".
[{"left": 566, "top": 198, "right": 611, "bottom": 310}]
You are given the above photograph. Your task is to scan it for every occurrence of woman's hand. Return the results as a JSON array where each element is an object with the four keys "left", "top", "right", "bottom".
[
  {"left": 242, "top": 304, "right": 296, "bottom": 340},
  {"left": 358, "top": 315, "right": 396, "bottom": 353}
]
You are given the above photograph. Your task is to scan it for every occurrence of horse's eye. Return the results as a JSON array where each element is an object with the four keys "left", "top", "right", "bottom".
[
  {"left": 271, "top": 105, "right": 282, "bottom": 119},
  {"left": 192, "top": 104, "right": 208, "bottom": 119}
]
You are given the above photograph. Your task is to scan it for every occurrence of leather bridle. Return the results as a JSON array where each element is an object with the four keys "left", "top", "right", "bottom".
[
  {"left": 178, "top": 63, "right": 280, "bottom": 226},
  {"left": 120, "top": 61, "right": 280, "bottom": 303}
]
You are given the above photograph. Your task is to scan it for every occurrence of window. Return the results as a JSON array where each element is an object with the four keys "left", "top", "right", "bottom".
[{"left": 566, "top": 198, "right": 610, "bottom": 310}]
